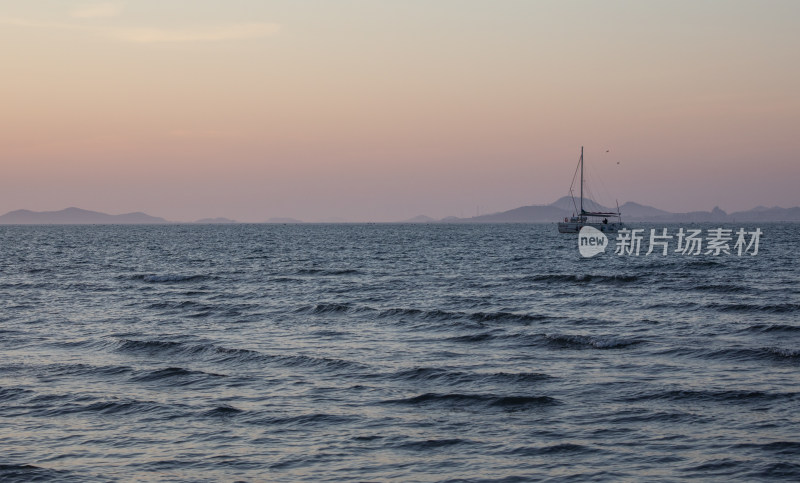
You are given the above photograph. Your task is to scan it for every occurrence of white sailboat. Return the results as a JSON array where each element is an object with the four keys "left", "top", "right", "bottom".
[{"left": 557, "top": 147, "right": 623, "bottom": 233}]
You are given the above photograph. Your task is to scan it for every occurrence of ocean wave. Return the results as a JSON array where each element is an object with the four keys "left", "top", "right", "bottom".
[
  {"left": 389, "top": 367, "right": 474, "bottom": 385},
  {"left": 764, "top": 347, "right": 800, "bottom": 359},
  {"left": 378, "top": 307, "right": 552, "bottom": 326},
  {"left": 691, "top": 283, "right": 750, "bottom": 293},
  {"left": 270, "top": 276, "right": 304, "bottom": 283},
  {"left": 734, "top": 441, "right": 800, "bottom": 455},
  {"left": 705, "top": 346, "right": 800, "bottom": 363},
  {"left": 5, "top": 223, "right": 800, "bottom": 481},
  {"left": 270, "top": 353, "right": 368, "bottom": 371},
  {"left": 310, "top": 329, "right": 350, "bottom": 338},
  {"left": 130, "top": 366, "right": 226, "bottom": 383},
  {"left": 0, "top": 281, "right": 57, "bottom": 290},
  {"left": 117, "top": 338, "right": 187, "bottom": 355},
  {"left": 0, "top": 464, "right": 75, "bottom": 482},
  {"left": 250, "top": 413, "right": 356, "bottom": 427},
  {"left": 741, "top": 323, "right": 800, "bottom": 333},
  {"left": 707, "top": 302, "right": 800, "bottom": 313},
  {"left": 204, "top": 405, "right": 244, "bottom": 417},
  {"left": 382, "top": 392, "right": 558, "bottom": 410},
  {"left": 64, "top": 282, "right": 115, "bottom": 292},
  {"left": 607, "top": 410, "right": 709, "bottom": 424},
  {"left": 47, "top": 338, "right": 110, "bottom": 351},
  {"left": 543, "top": 333, "right": 644, "bottom": 349},
  {"left": 46, "top": 363, "right": 133, "bottom": 378},
  {"left": 0, "top": 387, "right": 34, "bottom": 402},
  {"left": 446, "top": 332, "right": 498, "bottom": 343},
  {"left": 115, "top": 338, "right": 368, "bottom": 372},
  {"left": 294, "top": 268, "right": 361, "bottom": 276},
  {"left": 393, "top": 438, "right": 474, "bottom": 451},
  {"left": 145, "top": 300, "right": 206, "bottom": 310},
  {"left": 469, "top": 311, "right": 552, "bottom": 324},
  {"left": 523, "top": 274, "right": 640, "bottom": 284},
  {"left": 294, "top": 302, "right": 355, "bottom": 314},
  {"left": 487, "top": 371, "right": 554, "bottom": 383},
  {"left": 683, "top": 259, "right": 723, "bottom": 267},
  {"left": 378, "top": 307, "right": 463, "bottom": 320},
  {"left": 441, "top": 331, "right": 644, "bottom": 349},
  {"left": 21, "top": 393, "right": 185, "bottom": 418},
  {"left": 26, "top": 267, "right": 51, "bottom": 274},
  {"left": 131, "top": 274, "right": 210, "bottom": 283},
  {"left": 623, "top": 388, "right": 797, "bottom": 404},
  {"left": 680, "top": 458, "right": 744, "bottom": 475},
  {"left": 268, "top": 451, "right": 344, "bottom": 470},
  {"left": 645, "top": 301, "right": 700, "bottom": 310},
  {"left": 390, "top": 367, "right": 552, "bottom": 386},
  {"left": 140, "top": 300, "right": 252, "bottom": 319},
  {"left": 744, "top": 462, "right": 800, "bottom": 479},
  {"left": 507, "top": 443, "right": 590, "bottom": 455},
  {"left": 78, "top": 399, "right": 171, "bottom": 416}
]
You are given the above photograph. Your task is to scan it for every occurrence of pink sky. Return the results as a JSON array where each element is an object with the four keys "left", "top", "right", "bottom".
[{"left": 1, "top": 1, "right": 798, "bottom": 221}]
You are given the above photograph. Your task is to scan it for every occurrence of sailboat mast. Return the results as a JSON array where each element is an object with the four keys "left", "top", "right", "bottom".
[{"left": 580, "top": 146, "right": 584, "bottom": 214}]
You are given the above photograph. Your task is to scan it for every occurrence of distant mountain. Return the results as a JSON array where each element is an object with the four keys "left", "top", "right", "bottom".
[
  {"left": 195, "top": 217, "right": 238, "bottom": 224},
  {"left": 438, "top": 199, "right": 800, "bottom": 223},
  {"left": 549, "top": 195, "right": 611, "bottom": 213},
  {"left": 618, "top": 201, "right": 671, "bottom": 219},
  {"left": 0, "top": 207, "right": 169, "bottom": 224},
  {"left": 404, "top": 215, "right": 436, "bottom": 223},
  {"left": 627, "top": 205, "right": 730, "bottom": 223},
  {"left": 729, "top": 206, "right": 800, "bottom": 222},
  {"left": 265, "top": 217, "right": 304, "bottom": 223},
  {"left": 666, "top": 206, "right": 729, "bottom": 222},
  {"left": 446, "top": 205, "right": 571, "bottom": 223},
  {"left": 440, "top": 196, "right": 618, "bottom": 223},
  {"left": 3, "top": 201, "right": 798, "bottom": 225}
]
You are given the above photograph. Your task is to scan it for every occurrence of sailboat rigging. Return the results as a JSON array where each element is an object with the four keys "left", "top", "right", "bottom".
[{"left": 557, "top": 147, "right": 623, "bottom": 233}]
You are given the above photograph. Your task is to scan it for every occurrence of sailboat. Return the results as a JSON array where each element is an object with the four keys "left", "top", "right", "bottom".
[{"left": 557, "top": 147, "right": 623, "bottom": 233}]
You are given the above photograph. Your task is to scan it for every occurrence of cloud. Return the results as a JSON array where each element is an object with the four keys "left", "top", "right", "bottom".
[
  {"left": 71, "top": 2, "right": 124, "bottom": 19},
  {"left": 0, "top": 16, "right": 47, "bottom": 28},
  {"left": 0, "top": 15, "right": 280, "bottom": 44},
  {"left": 167, "top": 129, "right": 244, "bottom": 139},
  {"left": 112, "top": 23, "right": 281, "bottom": 43}
]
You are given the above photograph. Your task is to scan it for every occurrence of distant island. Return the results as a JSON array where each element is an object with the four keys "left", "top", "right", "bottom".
[
  {"left": 0, "top": 207, "right": 169, "bottom": 224},
  {"left": 403, "top": 215, "right": 437, "bottom": 223},
  {"left": 404, "top": 196, "right": 800, "bottom": 223},
  {"left": 265, "top": 217, "right": 305, "bottom": 224},
  {"left": 1, "top": 199, "right": 798, "bottom": 225},
  {"left": 194, "top": 217, "right": 238, "bottom": 224}
]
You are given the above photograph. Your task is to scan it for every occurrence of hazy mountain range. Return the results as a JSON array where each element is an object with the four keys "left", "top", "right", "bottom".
[
  {"left": 265, "top": 217, "right": 305, "bottom": 224},
  {"left": 0, "top": 207, "right": 169, "bottom": 224},
  {"left": 1, "top": 199, "right": 799, "bottom": 224},
  {"left": 194, "top": 217, "right": 238, "bottom": 224},
  {"left": 405, "top": 196, "right": 800, "bottom": 223}
]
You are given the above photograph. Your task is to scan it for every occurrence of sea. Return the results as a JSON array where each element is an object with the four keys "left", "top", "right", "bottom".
[{"left": 1, "top": 223, "right": 798, "bottom": 482}]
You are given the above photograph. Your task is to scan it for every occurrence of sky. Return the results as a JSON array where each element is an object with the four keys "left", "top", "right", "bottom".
[{"left": 1, "top": 0, "right": 798, "bottom": 222}]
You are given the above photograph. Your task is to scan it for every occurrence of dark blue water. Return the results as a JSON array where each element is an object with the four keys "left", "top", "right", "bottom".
[{"left": 1, "top": 223, "right": 798, "bottom": 481}]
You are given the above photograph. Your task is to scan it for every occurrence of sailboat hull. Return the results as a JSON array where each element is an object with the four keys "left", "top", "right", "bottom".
[{"left": 557, "top": 221, "right": 623, "bottom": 234}]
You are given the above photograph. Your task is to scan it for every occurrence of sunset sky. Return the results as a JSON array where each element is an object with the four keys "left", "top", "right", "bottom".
[{"left": 2, "top": 1, "right": 798, "bottom": 222}]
